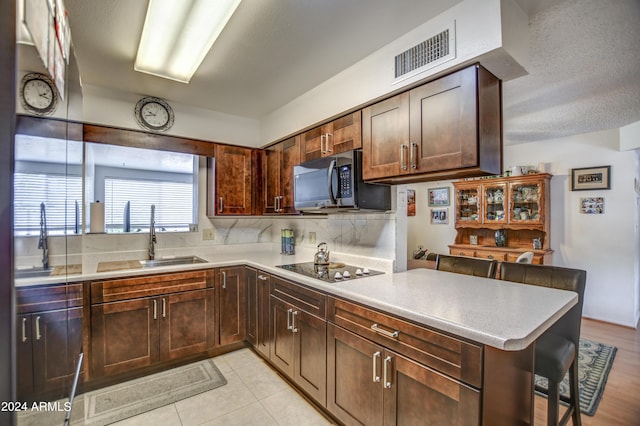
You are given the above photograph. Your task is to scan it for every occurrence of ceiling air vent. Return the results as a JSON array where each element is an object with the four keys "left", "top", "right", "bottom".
[{"left": 394, "top": 23, "right": 456, "bottom": 82}]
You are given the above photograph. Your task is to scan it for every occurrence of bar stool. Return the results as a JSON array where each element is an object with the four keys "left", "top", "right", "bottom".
[
  {"left": 500, "top": 262, "right": 587, "bottom": 426},
  {"left": 435, "top": 254, "right": 497, "bottom": 278}
]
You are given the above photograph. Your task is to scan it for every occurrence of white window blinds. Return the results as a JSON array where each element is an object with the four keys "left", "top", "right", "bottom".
[
  {"left": 14, "top": 172, "right": 82, "bottom": 235},
  {"left": 104, "top": 178, "right": 193, "bottom": 232}
]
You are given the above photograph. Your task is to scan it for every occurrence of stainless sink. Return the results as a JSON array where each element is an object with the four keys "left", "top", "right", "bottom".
[
  {"left": 15, "top": 267, "right": 52, "bottom": 279},
  {"left": 139, "top": 256, "right": 207, "bottom": 268}
]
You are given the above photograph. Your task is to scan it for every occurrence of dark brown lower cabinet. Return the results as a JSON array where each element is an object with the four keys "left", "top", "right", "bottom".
[
  {"left": 270, "top": 295, "right": 327, "bottom": 406},
  {"left": 90, "top": 289, "right": 215, "bottom": 378},
  {"left": 327, "top": 323, "right": 480, "bottom": 426},
  {"left": 16, "top": 307, "right": 83, "bottom": 401},
  {"left": 218, "top": 266, "right": 247, "bottom": 345},
  {"left": 16, "top": 281, "right": 84, "bottom": 402},
  {"left": 246, "top": 268, "right": 258, "bottom": 346},
  {"left": 246, "top": 269, "right": 271, "bottom": 358}
]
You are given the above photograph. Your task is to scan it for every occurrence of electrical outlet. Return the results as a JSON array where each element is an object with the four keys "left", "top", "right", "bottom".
[
  {"left": 203, "top": 229, "right": 215, "bottom": 240},
  {"left": 309, "top": 231, "right": 316, "bottom": 244}
]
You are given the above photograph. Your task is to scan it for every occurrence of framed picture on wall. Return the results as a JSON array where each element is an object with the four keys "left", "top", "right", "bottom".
[
  {"left": 431, "top": 208, "right": 448, "bottom": 224},
  {"left": 580, "top": 197, "right": 604, "bottom": 214},
  {"left": 571, "top": 165, "right": 611, "bottom": 191},
  {"left": 428, "top": 187, "right": 450, "bottom": 206}
]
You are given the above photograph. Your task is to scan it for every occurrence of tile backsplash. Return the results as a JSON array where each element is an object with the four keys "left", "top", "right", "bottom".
[{"left": 15, "top": 212, "right": 396, "bottom": 267}]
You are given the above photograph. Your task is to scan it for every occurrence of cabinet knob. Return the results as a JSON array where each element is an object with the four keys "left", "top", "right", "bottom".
[{"left": 258, "top": 275, "right": 268, "bottom": 281}]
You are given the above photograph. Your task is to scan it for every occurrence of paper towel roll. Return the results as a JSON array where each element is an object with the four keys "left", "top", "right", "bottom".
[{"left": 90, "top": 201, "right": 105, "bottom": 233}]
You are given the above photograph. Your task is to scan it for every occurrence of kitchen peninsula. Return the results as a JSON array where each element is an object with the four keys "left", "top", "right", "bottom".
[{"left": 16, "top": 245, "right": 576, "bottom": 425}]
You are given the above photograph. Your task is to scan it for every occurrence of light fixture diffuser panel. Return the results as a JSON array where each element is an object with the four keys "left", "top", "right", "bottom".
[{"left": 135, "top": 0, "right": 242, "bottom": 83}]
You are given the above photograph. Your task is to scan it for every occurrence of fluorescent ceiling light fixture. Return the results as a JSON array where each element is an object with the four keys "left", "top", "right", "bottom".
[{"left": 135, "top": 0, "right": 241, "bottom": 83}]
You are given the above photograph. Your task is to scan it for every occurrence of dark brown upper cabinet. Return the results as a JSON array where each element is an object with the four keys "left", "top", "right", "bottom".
[
  {"left": 263, "top": 135, "right": 301, "bottom": 215},
  {"left": 362, "top": 64, "right": 502, "bottom": 184},
  {"left": 301, "top": 111, "right": 362, "bottom": 162}
]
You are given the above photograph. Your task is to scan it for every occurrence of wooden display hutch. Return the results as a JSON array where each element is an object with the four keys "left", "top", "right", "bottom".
[{"left": 449, "top": 173, "right": 553, "bottom": 264}]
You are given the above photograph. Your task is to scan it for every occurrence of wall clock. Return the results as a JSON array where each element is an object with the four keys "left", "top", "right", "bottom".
[
  {"left": 134, "top": 96, "right": 175, "bottom": 132},
  {"left": 20, "top": 72, "right": 58, "bottom": 116}
]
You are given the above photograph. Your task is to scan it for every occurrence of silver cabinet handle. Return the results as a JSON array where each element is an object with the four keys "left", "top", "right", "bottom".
[
  {"left": 400, "top": 144, "right": 408, "bottom": 170},
  {"left": 153, "top": 299, "right": 157, "bottom": 320},
  {"left": 371, "top": 323, "right": 399, "bottom": 339},
  {"left": 22, "top": 317, "right": 28, "bottom": 343},
  {"left": 219, "top": 197, "right": 224, "bottom": 213},
  {"left": 162, "top": 298, "right": 166, "bottom": 318},
  {"left": 325, "top": 133, "right": 333, "bottom": 153},
  {"left": 292, "top": 310, "right": 299, "bottom": 333},
  {"left": 35, "top": 316, "right": 41, "bottom": 340},
  {"left": 258, "top": 274, "right": 268, "bottom": 281},
  {"left": 222, "top": 271, "right": 227, "bottom": 289},
  {"left": 410, "top": 142, "right": 418, "bottom": 169},
  {"left": 383, "top": 355, "right": 393, "bottom": 389},
  {"left": 286, "top": 308, "right": 293, "bottom": 331},
  {"left": 320, "top": 134, "right": 325, "bottom": 154},
  {"left": 372, "top": 351, "right": 381, "bottom": 383}
]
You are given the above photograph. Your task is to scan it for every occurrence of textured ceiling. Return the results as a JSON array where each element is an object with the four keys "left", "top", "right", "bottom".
[
  {"left": 63, "top": 0, "right": 640, "bottom": 144},
  {"left": 504, "top": 0, "right": 640, "bottom": 142}
]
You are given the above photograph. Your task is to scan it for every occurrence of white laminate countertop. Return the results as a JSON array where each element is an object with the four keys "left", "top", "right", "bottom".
[{"left": 15, "top": 246, "right": 577, "bottom": 352}]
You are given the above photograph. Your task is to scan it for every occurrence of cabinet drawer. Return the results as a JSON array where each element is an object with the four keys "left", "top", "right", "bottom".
[
  {"left": 91, "top": 269, "right": 212, "bottom": 304},
  {"left": 474, "top": 250, "right": 507, "bottom": 261},
  {"left": 17, "top": 283, "right": 69, "bottom": 314},
  {"left": 270, "top": 275, "right": 326, "bottom": 319},
  {"left": 328, "top": 297, "right": 482, "bottom": 388},
  {"left": 450, "top": 248, "right": 475, "bottom": 257}
]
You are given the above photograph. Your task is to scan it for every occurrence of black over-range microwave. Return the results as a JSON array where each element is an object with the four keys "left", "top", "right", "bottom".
[{"left": 293, "top": 150, "right": 391, "bottom": 212}]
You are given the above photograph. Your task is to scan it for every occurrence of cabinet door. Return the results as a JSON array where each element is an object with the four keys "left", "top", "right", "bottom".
[
  {"left": 270, "top": 296, "right": 295, "bottom": 378},
  {"left": 246, "top": 268, "right": 258, "bottom": 346},
  {"left": 280, "top": 136, "right": 300, "bottom": 213},
  {"left": 383, "top": 351, "right": 480, "bottom": 426},
  {"left": 214, "top": 145, "right": 253, "bottom": 215},
  {"left": 160, "top": 289, "right": 215, "bottom": 361},
  {"left": 326, "top": 111, "right": 362, "bottom": 155},
  {"left": 293, "top": 309, "right": 327, "bottom": 406},
  {"left": 218, "top": 267, "right": 247, "bottom": 346},
  {"left": 256, "top": 272, "right": 271, "bottom": 358},
  {"left": 32, "top": 309, "right": 71, "bottom": 395},
  {"left": 362, "top": 92, "right": 410, "bottom": 181},
  {"left": 483, "top": 182, "right": 508, "bottom": 224},
  {"left": 301, "top": 126, "right": 324, "bottom": 162},
  {"left": 263, "top": 145, "right": 280, "bottom": 214},
  {"left": 327, "top": 323, "right": 384, "bottom": 426},
  {"left": 265, "top": 136, "right": 300, "bottom": 214},
  {"left": 509, "top": 179, "right": 545, "bottom": 224},
  {"left": 91, "top": 298, "right": 159, "bottom": 377},
  {"left": 454, "top": 183, "right": 482, "bottom": 225},
  {"left": 409, "top": 66, "right": 478, "bottom": 173},
  {"left": 16, "top": 315, "right": 33, "bottom": 399}
]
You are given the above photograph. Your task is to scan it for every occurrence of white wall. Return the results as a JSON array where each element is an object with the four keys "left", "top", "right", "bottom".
[
  {"left": 406, "top": 180, "right": 458, "bottom": 257},
  {"left": 82, "top": 84, "right": 260, "bottom": 147},
  {"left": 505, "top": 129, "right": 639, "bottom": 327}
]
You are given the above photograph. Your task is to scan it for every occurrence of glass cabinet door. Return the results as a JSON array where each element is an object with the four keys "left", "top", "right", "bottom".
[
  {"left": 455, "top": 185, "right": 481, "bottom": 225},
  {"left": 510, "top": 180, "right": 544, "bottom": 224},
  {"left": 483, "top": 183, "right": 507, "bottom": 224}
]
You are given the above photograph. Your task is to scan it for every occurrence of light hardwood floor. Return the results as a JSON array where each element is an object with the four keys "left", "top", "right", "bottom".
[{"left": 534, "top": 318, "right": 640, "bottom": 425}]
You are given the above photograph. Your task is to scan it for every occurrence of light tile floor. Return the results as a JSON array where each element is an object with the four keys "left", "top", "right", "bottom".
[{"left": 111, "top": 348, "right": 335, "bottom": 426}]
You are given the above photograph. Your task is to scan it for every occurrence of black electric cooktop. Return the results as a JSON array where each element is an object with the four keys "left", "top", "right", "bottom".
[{"left": 276, "top": 262, "right": 384, "bottom": 283}]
